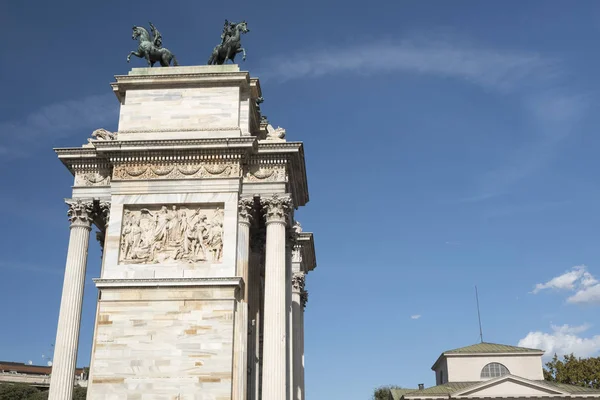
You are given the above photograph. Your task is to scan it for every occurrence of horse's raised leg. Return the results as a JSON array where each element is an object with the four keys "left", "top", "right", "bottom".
[
  {"left": 239, "top": 47, "right": 247, "bottom": 61},
  {"left": 127, "top": 51, "right": 141, "bottom": 63}
]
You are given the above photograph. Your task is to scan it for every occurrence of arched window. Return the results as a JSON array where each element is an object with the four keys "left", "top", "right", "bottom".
[{"left": 480, "top": 362, "right": 510, "bottom": 378}]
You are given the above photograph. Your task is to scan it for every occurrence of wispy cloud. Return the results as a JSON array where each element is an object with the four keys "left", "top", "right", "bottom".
[
  {"left": 518, "top": 323, "right": 600, "bottom": 359},
  {"left": 410, "top": 314, "right": 421, "bottom": 320},
  {"left": 0, "top": 93, "right": 117, "bottom": 160},
  {"left": 261, "top": 38, "right": 555, "bottom": 91},
  {"left": 531, "top": 265, "right": 600, "bottom": 305},
  {"left": 261, "top": 36, "right": 585, "bottom": 200}
]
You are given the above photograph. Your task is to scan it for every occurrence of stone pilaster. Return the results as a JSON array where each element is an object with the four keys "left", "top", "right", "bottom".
[
  {"left": 233, "top": 198, "right": 254, "bottom": 400},
  {"left": 260, "top": 194, "right": 292, "bottom": 400},
  {"left": 292, "top": 273, "right": 306, "bottom": 400},
  {"left": 48, "top": 199, "right": 94, "bottom": 400}
]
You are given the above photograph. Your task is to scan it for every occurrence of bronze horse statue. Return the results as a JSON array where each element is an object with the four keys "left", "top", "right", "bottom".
[
  {"left": 208, "top": 21, "right": 250, "bottom": 65},
  {"left": 127, "top": 23, "right": 178, "bottom": 67}
]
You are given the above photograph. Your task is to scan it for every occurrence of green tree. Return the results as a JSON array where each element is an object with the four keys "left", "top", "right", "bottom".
[
  {"left": 544, "top": 354, "right": 600, "bottom": 389},
  {"left": 0, "top": 383, "right": 40, "bottom": 400},
  {"left": 372, "top": 385, "right": 403, "bottom": 400},
  {"left": 73, "top": 386, "right": 87, "bottom": 400}
]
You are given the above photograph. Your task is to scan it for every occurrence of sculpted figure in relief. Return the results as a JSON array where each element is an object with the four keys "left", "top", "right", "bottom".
[{"left": 119, "top": 205, "right": 224, "bottom": 264}]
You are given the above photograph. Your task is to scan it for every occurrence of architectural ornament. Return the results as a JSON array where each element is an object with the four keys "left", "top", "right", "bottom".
[
  {"left": 238, "top": 198, "right": 255, "bottom": 225},
  {"left": 113, "top": 162, "right": 240, "bottom": 180},
  {"left": 66, "top": 199, "right": 95, "bottom": 229},
  {"left": 90, "top": 128, "right": 116, "bottom": 142},
  {"left": 74, "top": 171, "right": 111, "bottom": 187},
  {"left": 265, "top": 124, "right": 286, "bottom": 141},
  {"left": 96, "top": 201, "right": 111, "bottom": 253},
  {"left": 260, "top": 194, "right": 292, "bottom": 224},
  {"left": 119, "top": 205, "right": 224, "bottom": 264},
  {"left": 244, "top": 165, "right": 286, "bottom": 182},
  {"left": 292, "top": 273, "right": 305, "bottom": 292},
  {"left": 300, "top": 290, "right": 308, "bottom": 310}
]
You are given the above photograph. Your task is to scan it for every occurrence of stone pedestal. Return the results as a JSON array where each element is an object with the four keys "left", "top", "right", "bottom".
[{"left": 53, "top": 65, "right": 317, "bottom": 400}]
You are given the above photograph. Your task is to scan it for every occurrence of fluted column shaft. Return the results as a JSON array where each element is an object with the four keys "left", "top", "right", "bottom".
[
  {"left": 49, "top": 199, "right": 94, "bottom": 400},
  {"left": 292, "top": 274, "right": 306, "bottom": 400},
  {"left": 248, "top": 246, "right": 263, "bottom": 400},
  {"left": 233, "top": 199, "right": 253, "bottom": 400},
  {"left": 260, "top": 195, "right": 292, "bottom": 400}
]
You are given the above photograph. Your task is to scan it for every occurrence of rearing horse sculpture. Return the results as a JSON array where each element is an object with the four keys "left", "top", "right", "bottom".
[
  {"left": 127, "top": 24, "right": 178, "bottom": 67},
  {"left": 208, "top": 21, "right": 250, "bottom": 65}
]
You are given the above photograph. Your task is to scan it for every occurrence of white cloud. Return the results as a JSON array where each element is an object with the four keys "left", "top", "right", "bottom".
[
  {"left": 260, "top": 36, "right": 584, "bottom": 200},
  {"left": 260, "top": 39, "right": 555, "bottom": 92},
  {"left": 532, "top": 265, "right": 588, "bottom": 293},
  {"left": 532, "top": 265, "right": 600, "bottom": 305},
  {"left": 0, "top": 93, "right": 117, "bottom": 159},
  {"left": 518, "top": 324, "right": 600, "bottom": 359},
  {"left": 410, "top": 315, "right": 421, "bottom": 320}
]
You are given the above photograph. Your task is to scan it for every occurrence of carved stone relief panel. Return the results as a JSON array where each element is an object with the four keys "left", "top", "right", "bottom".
[
  {"left": 74, "top": 171, "right": 111, "bottom": 186},
  {"left": 113, "top": 162, "right": 240, "bottom": 180},
  {"left": 243, "top": 164, "right": 286, "bottom": 182},
  {"left": 119, "top": 204, "right": 224, "bottom": 264}
]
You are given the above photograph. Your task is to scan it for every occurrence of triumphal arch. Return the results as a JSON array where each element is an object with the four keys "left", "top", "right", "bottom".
[{"left": 49, "top": 63, "right": 316, "bottom": 400}]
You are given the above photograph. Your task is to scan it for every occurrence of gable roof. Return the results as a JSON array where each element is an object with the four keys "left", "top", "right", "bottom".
[
  {"left": 444, "top": 342, "right": 543, "bottom": 355},
  {"left": 399, "top": 377, "right": 600, "bottom": 399}
]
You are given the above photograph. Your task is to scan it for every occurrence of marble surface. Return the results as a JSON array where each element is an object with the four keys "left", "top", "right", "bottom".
[{"left": 87, "top": 286, "right": 236, "bottom": 400}]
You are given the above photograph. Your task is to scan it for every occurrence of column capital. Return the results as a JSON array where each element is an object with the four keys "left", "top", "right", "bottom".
[
  {"left": 260, "top": 194, "right": 292, "bottom": 225},
  {"left": 66, "top": 199, "right": 94, "bottom": 230},
  {"left": 238, "top": 197, "right": 255, "bottom": 226},
  {"left": 300, "top": 290, "right": 308, "bottom": 310},
  {"left": 97, "top": 200, "right": 111, "bottom": 228},
  {"left": 292, "top": 273, "right": 305, "bottom": 293}
]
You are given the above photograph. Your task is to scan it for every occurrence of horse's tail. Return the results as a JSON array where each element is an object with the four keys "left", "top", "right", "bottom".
[{"left": 172, "top": 55, "right": 179, "bottom": 66}]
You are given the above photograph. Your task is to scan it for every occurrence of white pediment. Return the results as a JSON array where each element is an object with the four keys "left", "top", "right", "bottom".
[{"left": 454, "top": 376, "right": 569, "bottom": 398}]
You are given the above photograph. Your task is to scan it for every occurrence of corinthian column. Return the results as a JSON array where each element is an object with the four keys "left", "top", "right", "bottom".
[
  {"left": 49, "top": 199, "right": 94, "bottom": 400},
  {"left": 291, "top": 273, "right": 305, "bottom": 400},
  {"left": 233, "top": 198, "right": 254, "bottom": 400},
  {"left": 260, "top": 194, "right": 292, "bottom": 400}
]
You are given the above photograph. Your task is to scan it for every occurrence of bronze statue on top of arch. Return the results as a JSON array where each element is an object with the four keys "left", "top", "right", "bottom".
[
  {"left": 125, "top": 20, "right": 249, "bottom": 67},
  {"left": 208, "top": 20, "right": 250, "bottom": 65}
]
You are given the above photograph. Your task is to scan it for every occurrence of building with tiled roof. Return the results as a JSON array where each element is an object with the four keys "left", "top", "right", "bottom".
[{"left": 389, "top": 342, "right": 600, "bottom": 400}]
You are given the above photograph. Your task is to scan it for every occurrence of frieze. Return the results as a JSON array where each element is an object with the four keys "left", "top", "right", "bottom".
[
  {"left": 119, "top": 204, "right": 224, "bottom": 264},
  {"left": 244, "top": 165, "right": 286, "bottom": 182},
  {"left": 74, "top": 171, "right": 111, "bottom": 186},
  {"left": 113, "top": 161, "right": 240, "bottom": 180}
]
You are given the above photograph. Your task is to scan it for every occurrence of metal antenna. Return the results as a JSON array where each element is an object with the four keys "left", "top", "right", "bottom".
[{"left": 476, "top": 286, "right": 483, "bottom": 343}]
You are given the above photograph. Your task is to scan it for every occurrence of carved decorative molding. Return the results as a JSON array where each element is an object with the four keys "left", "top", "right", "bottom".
[
  {"left": 292, "top": 273, "right": 305, "bottom": 292},
  {"left": 238, "top": 198, "right": 255, "bottom": 225},
  {"left": 119, "top": 205, "right": 224, "bottom": 264},
  {"left": 74, "top": 171, "right": 111, "bottom": 187},
  {"left": 113, "top": 161, "right": 240, "bottom": 180},
  {"left": 66, "top": 199, "right": 95, "bottom": 229},
  {"left": 260, "top": 194, "right": 292, "bottom": 224},
  {"left": 243, "top": 165, "right": 286, "bottom": 183},
  {"left": 118, "top": 126, "right": 240, "bottom": 134}
]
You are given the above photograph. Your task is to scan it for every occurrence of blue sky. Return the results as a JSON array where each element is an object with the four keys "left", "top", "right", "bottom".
[{"left": 1, "top": 0, "right": 600, "bottom": 398}]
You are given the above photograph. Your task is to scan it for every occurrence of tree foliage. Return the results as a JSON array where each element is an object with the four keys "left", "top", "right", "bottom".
[
  {"left": 544, "top": 353, "right": 600, "bottom": 389},
  {"left": 372, "top": 385, "right": 403, "bottom": 400},
  {"left": 0, "top": 383, "right": 86, "bottom": 400}
]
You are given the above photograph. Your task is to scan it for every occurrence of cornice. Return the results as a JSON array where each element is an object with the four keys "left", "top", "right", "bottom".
[
  {"left": 93, "top": 277, "right": 243, "bottom": 288},
  {"left": 111, "top": 71, "right": 251, "bottom": 103},
  {"left": 297, "top": 232, "right": 316, "bottom": 272}
]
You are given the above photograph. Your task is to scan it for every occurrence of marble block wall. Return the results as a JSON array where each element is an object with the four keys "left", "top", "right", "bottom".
[
  {"left": 87, "top": 286, "right": 236, "bottom": 400},
  {"left": 118, "top": 87, "right": 240, "bottom": 133}
]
